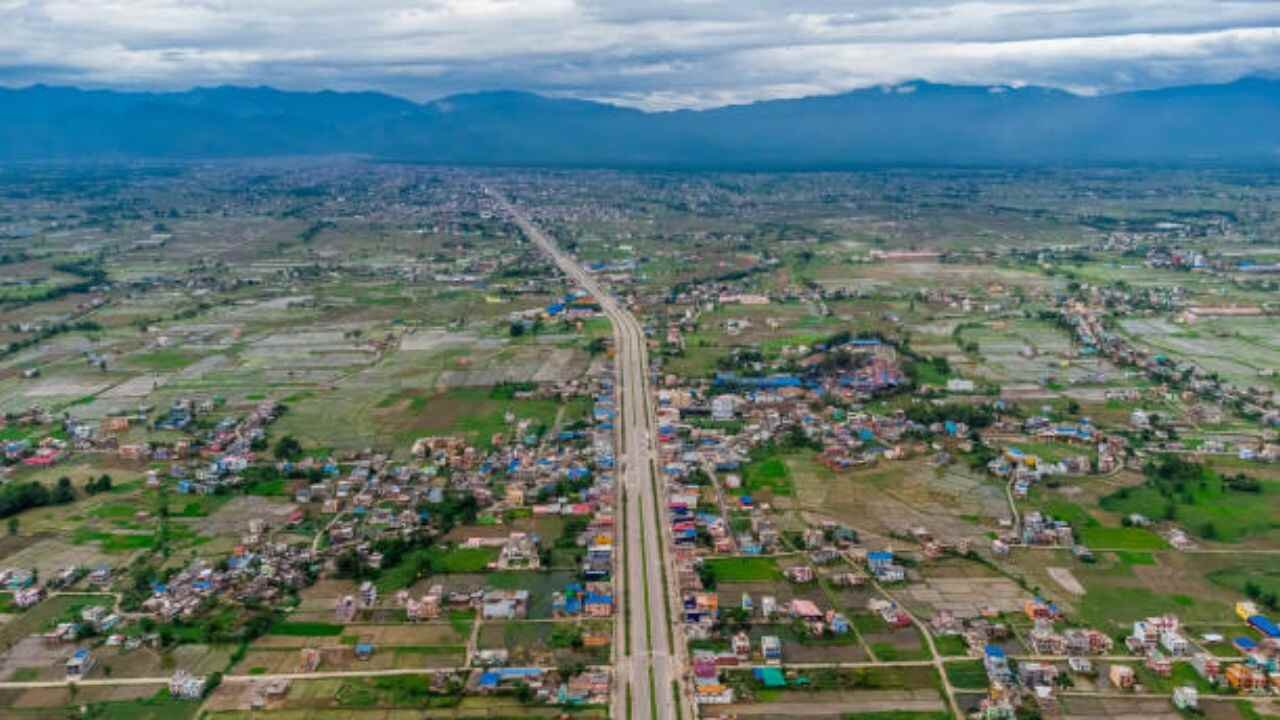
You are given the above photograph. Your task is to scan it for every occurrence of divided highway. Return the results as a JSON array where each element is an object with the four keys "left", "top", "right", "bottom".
[{"left": 493, "top": 191, "right": 689, "bottom": 720}]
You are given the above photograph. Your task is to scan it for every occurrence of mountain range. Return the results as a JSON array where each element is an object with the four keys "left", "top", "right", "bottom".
[{"left": 1, "top": 78, "right": 1278, "bottom": 167}]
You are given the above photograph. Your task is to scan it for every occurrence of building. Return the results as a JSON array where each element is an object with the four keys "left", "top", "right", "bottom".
[
  {"left": 1172, "top": 686, "right": 1198, "bottom": 710},
  {"left": 1109, "top": 664, "right": 1136, "bottom": 690},
  {"left": 866, "top": 550, "right": 905, "bottom": 582},
  {"left": 761, "top": 635, "right": 782, "bottom": 664},
  {"left": 65, "top": 648, "right": 94, "bottom": 679},
  {"left": 169, "top": 670, "right": 208, "bottom": 699}
]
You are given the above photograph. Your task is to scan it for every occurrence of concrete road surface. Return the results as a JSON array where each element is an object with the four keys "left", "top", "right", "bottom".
[{"left": 493, "top": 190, "right": 689, "bottom": 720}]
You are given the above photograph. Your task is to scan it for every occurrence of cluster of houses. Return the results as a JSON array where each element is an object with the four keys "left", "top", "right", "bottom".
[
  {"left": 467, "top": 666, "right": 611, "bottom": 706},
  {"left": 1058, "top": 297, "right": 1277, "bottom": 420}
]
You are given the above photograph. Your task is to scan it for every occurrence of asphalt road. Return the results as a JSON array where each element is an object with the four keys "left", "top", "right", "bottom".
[{"left": 494, "top": 191, "right": 688, "bottom": 720}]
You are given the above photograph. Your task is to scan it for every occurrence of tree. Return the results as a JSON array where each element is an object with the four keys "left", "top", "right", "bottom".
[
  {"left": 85, "top": 474, "right": 112, "bottom": 495},
  {"left": 51, "top": 476, "right": 75, "bottom": 504},
  {"left": 514, "top": 682, "right": 534, "bottom": 703},
  {"left": 273, "top": 435, "right": 303, "bottom": 462},
  {"left": 204, "top": 671, "right": 223, "bottom": 697}
]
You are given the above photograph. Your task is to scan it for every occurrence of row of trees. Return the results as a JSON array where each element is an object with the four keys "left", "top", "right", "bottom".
[{"left": 0, "top": 476, "right": 75, "bottom": 519}]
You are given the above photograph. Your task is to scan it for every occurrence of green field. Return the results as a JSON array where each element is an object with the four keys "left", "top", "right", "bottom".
[
  {"left": 944, "top": 660, "right": 989, "bottom": 690},
  {"left": 130, "top": 349, "right": 201, "bottom": 371},
  {"left": 1099, "top": 458, "right": 1280, "bottom": 543},
  {"left": 1035, "top": 497, "right": 1167, "bottom": 550},
  {"left": 704, "top": 557, "right": 782, "bottom": 583},
  {"left": 1077, "top": 526, "right": 1169, "bottom": 550},
  {"left": 375, "top": 546, "right": 499, "bottom": 592},
  {"left": 1207, "top": 560, "right": 1280, "bottom": 610},
  {"left": 742, "top": 455, "right": 793, "bottom": 496}
]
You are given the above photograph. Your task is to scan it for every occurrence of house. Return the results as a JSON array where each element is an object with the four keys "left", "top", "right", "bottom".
[
  {"left": 584, "top": 589, "right": 614, "bottom": 617},
  {"left": 1237, "top": 601, "right": 1260, "bottom": 622},
  {"left": 358, "top": 581, "right": 377, "bottom": 608},
  {"left": 789, "top": 599, "right": 822, "bottom": 620},
  {"left": 829, "top": 613, "right": 851, "bottom": 635},
  {"left": 695, "top": 684, "right": 734, "bottom": 704},
  {"left": 785, "top": 565, "right": 815, "bottom": 583},
  {"left": 1160, "top": 630, "right": 1190, "bottom": 656},
  {"left": 1020, "top": 662, "right": 1059, "bottom": 687},
  {"left": 14, "top": 586, "right": 44, "bottom": 608},
  {"left": 497, "top": 532, "right": 540, "bottom": 570},
  {"left": 1172, "top": 686, "right": 1198, "bottom": 710},
  {"left": 731, "top": 631, "right": 751, "bottom": 658},
  {"left": 711, "top": 395, "right": 738, "bottom": 421},
  {"left": 482, "top": 590, "right": 530, "bottom": 620},
  {"left": 1247, "top": 614, "right": 1280, "bottom": 639},
  {"left": 299, "top": 648, "right": 321, "bottom": 673},
  {"left": 1225, "top": 663, "right": 1268, "bottom": 691},
  {"left": 866, "top": 550, "right": 905, "bottom": 582},
  {"left": 1067, "top": 657, "right": 1093, "bottom": 675},
  {"left": 169, "top": 670, "right": 207, "bottom": 699},
  {"left": 1109, "top": 664, "right": 1136, "bottom": 689},
  {"left": 66, "top": 648, "right": 94, "bottom": 679},
  {"left": 983, "top": 645, "right": 1012, "bottom": 683},
  {"left": 761, "top": 635, "right": 782, "bottom": 664}
]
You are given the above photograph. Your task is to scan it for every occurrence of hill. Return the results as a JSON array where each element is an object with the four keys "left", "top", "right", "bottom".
[{"left": 1, "top": 78, "right": 1278, "bottom": 166}]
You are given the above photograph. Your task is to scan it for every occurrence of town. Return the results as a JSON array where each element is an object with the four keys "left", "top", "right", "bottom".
[{"left": 0, "top": 162, "right": 1277, "bottom": 720}]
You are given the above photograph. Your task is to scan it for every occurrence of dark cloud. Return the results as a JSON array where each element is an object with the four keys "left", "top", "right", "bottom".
[{"left": 0, "top": 0, "right": 1277, "bottom": 108}]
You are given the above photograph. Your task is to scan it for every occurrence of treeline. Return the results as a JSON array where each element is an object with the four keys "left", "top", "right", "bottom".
[
  {"left": 0, "top": 477, "right": 75, "bottom": 519},
  {"left": 904, "top": 402, "right": 995, "bottom": 429},
  {"left": 3, "top": 319, "right": 102, "bottom": 358},
  {"left": 297, "top": 220, "right": 336, "bottom": 244},
  {"left": 2, "top": 257, "right": 107, "bottom": 307}
]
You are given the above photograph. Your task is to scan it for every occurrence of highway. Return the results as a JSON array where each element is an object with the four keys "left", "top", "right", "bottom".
[{"left": 494, "top": 191, "right": 689, "bottom": 720}]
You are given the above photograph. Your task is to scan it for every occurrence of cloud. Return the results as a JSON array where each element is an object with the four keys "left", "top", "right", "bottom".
[{"left": 0, "top": 0, "right": 1277, "bottom": 108}]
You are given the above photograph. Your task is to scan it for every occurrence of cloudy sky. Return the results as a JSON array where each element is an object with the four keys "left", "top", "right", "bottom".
[{"left": 1, "top": 0, "right": 1279, "bottom": 109}]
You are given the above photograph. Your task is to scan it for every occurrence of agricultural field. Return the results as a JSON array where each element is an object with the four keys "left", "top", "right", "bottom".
[
  {"left": 1119, "top": 316, "right": 1280, "bottom": 389},
  {"left": 2, "top": 162, "right": 1280, "bottom": 719}
]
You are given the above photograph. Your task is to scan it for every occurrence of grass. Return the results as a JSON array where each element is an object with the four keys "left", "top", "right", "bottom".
[
  {"left": 244, "top": 478, "right": 287, "bottom": 497},
  {"left": 72, "top": 527, "right": 156, "bottom": 552},
  {"left": 131, "top": 349, "right": 200, "bottom": 371},
  {"left": 737, "top": 448, "right": 833, "bottom": 498},
  {"left": 906, "top": 359, "right": 951, "bottom": 386},
  {"left": 426, "top": 546, "right": 497, "bottom": 573},
  {"left": 704, "top": 557, "right": 782, "bottom": 583},
  {"left": 375, "top": 546, "right": 498, "bottom": 593},
  {"left": 1036, "top": 496, "right": 1167, "bottom": 550},
  {"left": 1207, "top": 561, "right": 1280, "bottom": 605},
  {"left": 1113, "top": 550, "right": 1157, "bottom": 566},
  {"left": 1237, "top": 701, "right": 1280, "bottom": 720},
  {"left": 1075, "top": 584, "right": 1224, "bottom": 631},
  {"left": 1135, "top": 661, "right": 1218, "bottom": 694},
  {"left": 1077, "top": 525, "right": 1169, "bottom": 550},
  {"left": 944, "top": 659, "right": 989, "bottom": 690},
  {"left": 742, "top": 456, "right": 793, "bottom": 496},
  {"left": 376, "top": 387, "right": 565, "bottom": 450},
  {"left": 74, "top": 691, "right": 202, "bottom": 720},
  {"left": 269, "top": 621, "right": 345, "bottom": 637},
  {"left": 1099, "top": 465, "right": 1280, "bottom": 543},
  {"left": 933, "top": 634, "right": 969, "bottom": 657},
  {"left": 333, "top": 674, "right": 463, "bottom": 710}
]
